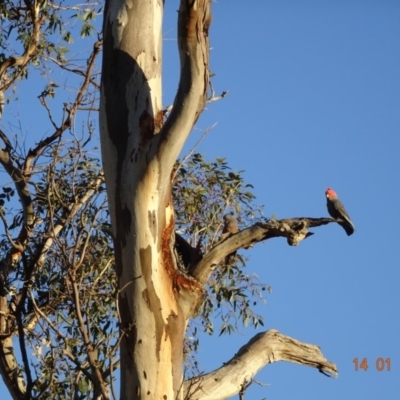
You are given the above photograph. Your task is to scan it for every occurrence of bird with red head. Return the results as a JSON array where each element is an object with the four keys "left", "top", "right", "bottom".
[{"left": 325, "top": 188, "right": 355, "bottom": 236}]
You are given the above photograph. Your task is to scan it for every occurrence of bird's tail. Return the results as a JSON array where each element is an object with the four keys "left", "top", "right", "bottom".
[{"left": 339, "top": 221, "right": 355, "bottom": 236}]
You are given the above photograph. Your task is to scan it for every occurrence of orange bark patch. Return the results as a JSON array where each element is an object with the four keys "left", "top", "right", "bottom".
[
  {"left": 161, "top": 214, "right": 201, "bottom": 293},
  {"left": 139, "top": 109, "right": 154, "bottom": 147},
  {"left": 154, "top": 109, "right": 164, "bottom": 133},
  {"left": 11, "top": 251, "right": 22, "bottom": 262}
]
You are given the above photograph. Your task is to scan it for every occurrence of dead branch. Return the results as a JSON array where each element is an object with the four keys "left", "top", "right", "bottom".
[
  {"left": 191, "top": 217, "right": 334, "bottom": 284},
  {"left": 183, "top": 329, "right": 337, "bottom": 400}
]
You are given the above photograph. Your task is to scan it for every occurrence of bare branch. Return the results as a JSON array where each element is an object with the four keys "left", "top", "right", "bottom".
[
  {"left": 158, "top": 0, "right": 212, "bottom": 178},
  {"left": 172, "top": 123, "right": 217, "bottom": 183},
  {"left": 191, "top": 217, "right": 334, "bottom": 284},
  {"left": 44, "top": 55, "right": 101, "bottom": 90},
  {"left": 23, "top": 40, "right": 103, "bottom": 176},
  {"left": 207, "top": 76, "right": 228, "bottom": 103},
  {"left": 206, "top": 89, "right": 228, "bottom": 103},
  {"left": 48, "top": 2, "right": 101, "bottom": 12},
  {"left": 183, "top": 329, "right": 337, "bottom": 400}
]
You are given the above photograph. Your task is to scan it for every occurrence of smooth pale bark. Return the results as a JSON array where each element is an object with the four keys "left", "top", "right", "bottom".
[
  {"left": 0, "top": 329, "right": 26, "bottom": 399},
  {"left": 100, "top": 1, "right": 211, "bottom": 398},
  {"left": 183, "top": 330, "right": 338, "bottom": 400},
  {"left": 100, "top": 2, "right": 339, "bottom": 400}
]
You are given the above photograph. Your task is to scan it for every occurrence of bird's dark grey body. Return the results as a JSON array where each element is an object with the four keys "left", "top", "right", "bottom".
[
  {"left": 326, "top": 188, "right": 355, "bottom": 236},
  {"left": 220, "top": 213, "right": 239, "bottom": 264}
]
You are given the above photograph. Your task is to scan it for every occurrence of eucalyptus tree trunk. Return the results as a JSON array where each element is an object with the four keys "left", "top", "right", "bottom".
[
  {"left": 100, "top": 2, "right": 340, "bottom": 399},
  {"left": 100, "top": 1, "right": 211, "bottom": 398}
]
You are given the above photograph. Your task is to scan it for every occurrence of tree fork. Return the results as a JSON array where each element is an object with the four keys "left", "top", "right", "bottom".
[{"left": 101, "top": 1, "right": 211, "bottom": 398}]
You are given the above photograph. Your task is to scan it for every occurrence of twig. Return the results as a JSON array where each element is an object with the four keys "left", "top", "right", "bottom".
[{"left": 172, "top": 123, "right": 217, "bottom": 182}]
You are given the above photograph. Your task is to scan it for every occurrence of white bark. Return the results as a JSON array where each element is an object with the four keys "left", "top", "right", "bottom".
[
  {"left": 157, "top": 0, "right": 211, "bottom": 183},
  {"left": 100, "top": 1, "right": 211, "bottom": 399},
  {"left": 183, "top": 330, "right": 338, "bottom": 400},
  {"left": 0, "top": 326, "right": 26, "bottom": 399},
  {"left": 100, "top": 2, "right": 339, "bottom": 400},
  {"left": 0, "top": 90, "right": 4, "bottom": 119}
]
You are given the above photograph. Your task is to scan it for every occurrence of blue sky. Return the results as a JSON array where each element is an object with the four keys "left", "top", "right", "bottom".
[
  {"left": 1, "top": 1, "right": 400, "bottom": 399},
  {"left": 164, "top": 1, "right": 400, "bottom": 399}
]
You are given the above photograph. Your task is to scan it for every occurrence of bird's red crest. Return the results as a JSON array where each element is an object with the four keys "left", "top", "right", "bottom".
[{"left": 325, "top": 187, "right": 337, "bottom": 199}]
